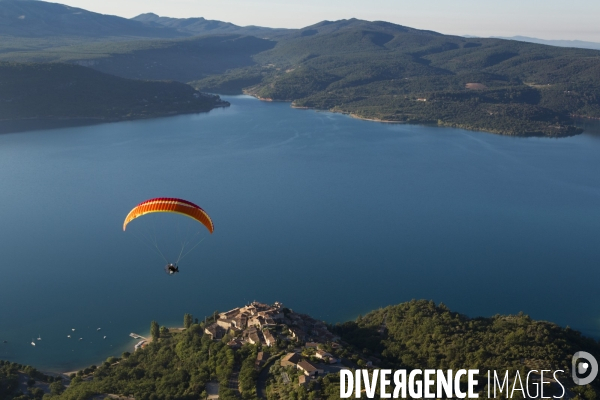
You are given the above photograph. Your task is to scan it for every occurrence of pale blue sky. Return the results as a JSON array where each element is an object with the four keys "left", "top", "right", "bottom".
[{"left": 57, "top": 0, "right": 600, "bottom": 42}]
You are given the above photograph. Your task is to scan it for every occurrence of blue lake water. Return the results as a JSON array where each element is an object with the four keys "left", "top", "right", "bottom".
[{"left": 0, "top": 95, "right": 599, "bottom": 372}]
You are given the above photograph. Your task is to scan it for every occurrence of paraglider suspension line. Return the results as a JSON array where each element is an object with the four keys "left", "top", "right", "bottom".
[
  {"left": 129, "top": 217, "right": 206, "bottom": 265},
  {"left": 151, "top": 236, "right": 169, "bottom": 264},
  {"left": 130, "top": 229, "right": 169, "bottom": 264},
  {"left": 178, "top": 236, "right": 206, "bottom": 263}
]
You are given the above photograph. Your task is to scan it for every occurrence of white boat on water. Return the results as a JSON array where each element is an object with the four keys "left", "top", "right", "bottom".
[
  {"left": 67, "top": 335, "right": 71, "bottom": 338},
  {"left": 31, "top": 339, "right": 35, "bottom": 346},
  {"left": 37, "top": 334, "right": 41, "bottom": 341},
  {"left": 103, "top": 336, "right": 107, "bottom": 339},
  {"left": 97, "top": 328, "right": 101, "bottom": 331}
]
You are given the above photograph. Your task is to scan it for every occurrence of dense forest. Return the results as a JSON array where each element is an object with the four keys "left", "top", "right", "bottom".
[
  {"left": 192, "top": 20, "right": 600, "bottom": 137},
  {"left": 0, "top": 62, "right": 227, "bottom": 128},
  {"left": 2, "top": 300, "right": 599, "bottom": 400},
  {"left": 0, "top": 360, "right": 63, "bottom": 400},
  {"left": 2, "top": 0, "right": 600, "bottom": 136}
]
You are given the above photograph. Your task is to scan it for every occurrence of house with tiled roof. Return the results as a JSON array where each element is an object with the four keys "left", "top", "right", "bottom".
[
  {"left": 297, "top": 360, "right": 324, "bottom": 377},
  {"left": 263, "top": 329, "right": 276, "bottom": 347},
  {"left": 280, "top": 352, "right": 301, "bottom": 367},
  {"left": 204, "top": 323, "right": 226, "bottom": 340},
  {"left": 315, "top": 350, "right": 337, "bottom": 364}
]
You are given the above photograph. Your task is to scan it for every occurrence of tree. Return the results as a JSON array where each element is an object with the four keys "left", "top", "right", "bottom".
[
  {"left": 29, "top": 387, "right": 44, "bottom": 399},
  {"left": 184, "top": 313, "right": 193, "bottom": 329},
  {"left": 151, "top": 320, "right": 160, "bottom": 341},
  {"left": 160, "top": 326, "right": 169, "bottom": 336},
  {"left": 50, "top": 380, "right": 65, "bottom": 396}
]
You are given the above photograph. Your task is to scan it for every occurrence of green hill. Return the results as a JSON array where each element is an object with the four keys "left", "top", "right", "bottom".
[
  {"left": 1, "top": 2, "right": 600, "bottom": 136},
  {"left": 335, "top": 300, "right": 600, "bottom": 371},
  {"left": 0, "top": 62, "right": 228, "bottom": 131},
  {"left": 0, "top": 0, "right": 182, "bottom": 39},
  {"left": 192, "top": 19, "right": 600, "bottom": 137},
  {"left": 0, "top": 34, "right": 276, "bottom": 83},
  {"left": 131, "top": 13, "right": 289, "bottom": 38},
  {"left": 2, "top": 300, "right": 599, "bottom": 400}
]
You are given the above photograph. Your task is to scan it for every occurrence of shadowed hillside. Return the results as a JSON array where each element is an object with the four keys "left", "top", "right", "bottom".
[
  {"left": 0, "top": 62, "right": 228, "bottom": 132},
  {"left": 0, "top": 34, "right": 277, "bottom": 83},
  {"left": 0, "top": 0, "right": 182, "bottom": 38}
]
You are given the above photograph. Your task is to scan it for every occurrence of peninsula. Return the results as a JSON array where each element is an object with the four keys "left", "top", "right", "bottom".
[{"left": 0, "top": 62, "right": 229, "bottom": 133}]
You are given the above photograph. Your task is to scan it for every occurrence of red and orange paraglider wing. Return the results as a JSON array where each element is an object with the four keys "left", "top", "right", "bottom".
[{"left": 123, "top": 198, "right": 214, "bottom": 233}]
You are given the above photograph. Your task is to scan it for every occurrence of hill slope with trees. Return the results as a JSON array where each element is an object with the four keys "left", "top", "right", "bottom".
[
  {"left": 191, "top": 20, "right": 600, "bottom": 137},
  {"left": 2, "top": 300, "right": 598, "bottom": 400},
  {"left": 132, "top": 13, "right": 289, "bottom": 38},
  {"left": 2, "top": 2, "right": 600, "bottom": 136},
  {"left": 0, "top": 0, "right": 182, "bottom": 39},
  {"left": 0, "top": 62, "right": 227, "bottom": 132}
]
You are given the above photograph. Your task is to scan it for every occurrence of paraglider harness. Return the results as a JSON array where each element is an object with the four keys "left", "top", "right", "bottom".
[{"left": 166, "top": 263, "right": 179, "bottom": 275}]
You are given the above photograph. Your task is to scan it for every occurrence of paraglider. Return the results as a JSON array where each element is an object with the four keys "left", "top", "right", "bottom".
[
  {"left": 123, "top": 198, "right": 213, "bottom": 233},
  {"left": 166, "top": 263, "right": 179, "bottom": 274},
  {"left": 123, "top": 197, "right": 213, "bottom": 274}
]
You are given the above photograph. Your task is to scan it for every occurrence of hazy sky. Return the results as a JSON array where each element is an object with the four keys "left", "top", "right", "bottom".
[{"left": 55, "top": 0, "right": 600, "bottom": 42}]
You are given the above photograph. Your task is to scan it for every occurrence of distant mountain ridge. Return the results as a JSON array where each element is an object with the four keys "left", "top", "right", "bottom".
[
  {"left": 493, "top": 36, "right": 600, "bottom": 51},
  {"left": 1, "top": 0, "right": 600, "bottom": 137},
  {"left": 0, "top": 0, "right": 183, "bottom": 38},
  {"left": 132, "top": 12, "right": 290, "bottom": 38}
]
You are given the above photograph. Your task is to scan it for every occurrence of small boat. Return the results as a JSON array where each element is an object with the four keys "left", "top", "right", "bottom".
[
  {"left": 67, "top": 335, "right": 71, "bottom": 338},
  {"left": 31, "top": 339, "right": 36, "bottom": 346},
  {"left": 79, "top": 338, "right": 83, "bottom": 341},
  {"left": 37, "top": 334, "right": 41, "bottom": 341},
  {"left": 72, "top": 329, "right": 76, "bottom": 331},
  {"left": 103, "top": 336, "right": 107, "bottom": 339},
  {"left": 97, "top": 328, "right": 101, "bottom": 331}
]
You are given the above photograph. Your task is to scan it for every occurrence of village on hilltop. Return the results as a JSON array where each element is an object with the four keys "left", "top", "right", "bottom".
[{"left": 203, "top": 301, "right": 362, "bottom": 390}]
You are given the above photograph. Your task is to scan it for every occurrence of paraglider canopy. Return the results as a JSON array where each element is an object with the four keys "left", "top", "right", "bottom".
[
  {"left": 123, "top": 197, "right": 214, "bottom": 233},
  {"left": 123, "top": 197, "right": 213, "bottom": 272}
]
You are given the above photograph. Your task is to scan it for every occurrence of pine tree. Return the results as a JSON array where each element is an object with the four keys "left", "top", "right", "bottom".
[
  {"left": 184, "top": 313, "right": 193, "bottom": 329},
  {"left": 150, "top": 320, "right": 159, "bottom": 341}
]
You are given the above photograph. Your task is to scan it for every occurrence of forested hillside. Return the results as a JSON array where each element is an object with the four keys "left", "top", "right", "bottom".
[
  {"left": 132, "top": 13, "right": 288, "bottom": 38},
  {"left": 0, "top": 62, "right": 227, "bottom": 126},
  {"left": 2, "top": 1, "right": 600, "bottom": 136},
  {"left": 194, "top": 19, "right": 600, "bottom": 136},
  {"left": 0, "top": 35, "right": 276, "bottom": 83},
  {"left": 335, "top": 300, "right": 600, "bottom": 371},
  {"left": 0, "top": 0, "right": 182, "bottom": 39},
  {"left": 2, "top": 301, "right": 599, "bottom": 400}
]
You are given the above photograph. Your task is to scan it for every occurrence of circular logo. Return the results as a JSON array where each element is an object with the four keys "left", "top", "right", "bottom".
[{"left": 572, "top": 351, "right": 598, "bottom": 386}]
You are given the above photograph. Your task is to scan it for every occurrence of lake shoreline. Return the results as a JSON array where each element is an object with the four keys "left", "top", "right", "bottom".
[
  {"left": 1, "top": 95, "right": 599, "bottom": 372},
  {"left": 0, "top": 102, "right": 230, "bottom": 135},
  {"left": 241, "top": 92, "right": 583, "bottom": 138},
  {"left": 39, "top": 303, "right": 600, "bottom": 379}
]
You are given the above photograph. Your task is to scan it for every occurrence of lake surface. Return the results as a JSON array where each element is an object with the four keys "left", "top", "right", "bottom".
[{"left": 1, "top": 96, "right": 599, "bottom": 372}]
